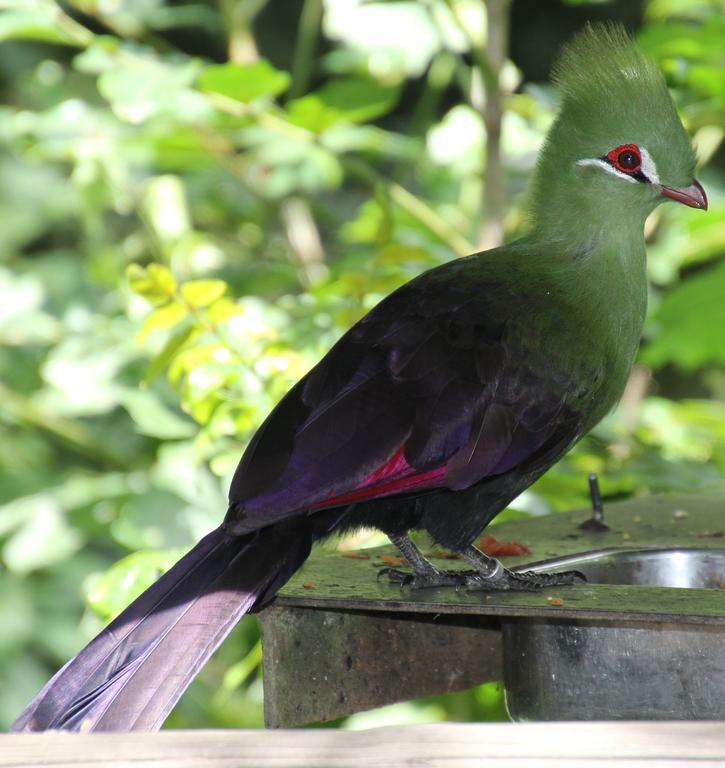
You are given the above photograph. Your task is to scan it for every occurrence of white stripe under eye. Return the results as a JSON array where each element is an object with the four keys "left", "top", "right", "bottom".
[{"left": 576, "top": 157, "right": 638, "bottom": 183}]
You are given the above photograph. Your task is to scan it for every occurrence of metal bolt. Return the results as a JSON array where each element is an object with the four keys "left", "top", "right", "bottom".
[{"left": 579, "top": 473, "right": 609, "bottom": 532}]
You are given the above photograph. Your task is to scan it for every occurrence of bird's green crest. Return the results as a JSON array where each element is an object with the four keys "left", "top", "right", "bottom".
[
  {"left": 554, "top": 24, "right": 667, "bottom": 113},
  {"left": 529, "top": 23, "right": 697, "bottom": 236}
]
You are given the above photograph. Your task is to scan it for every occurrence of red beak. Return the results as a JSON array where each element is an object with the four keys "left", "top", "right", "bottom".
[{"left": 660, "top": 179, "right": 708, "bottom": 210}]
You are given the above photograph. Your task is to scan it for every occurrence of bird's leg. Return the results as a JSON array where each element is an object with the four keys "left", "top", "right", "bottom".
[
  {"left": 381, "top": 535, "right": 584, "bottom": 592},
  {"left": 459, "top": 545, "right": 585, "bottom": 591},
  {"left": 381, "top": 534, "right": 466, "bottom": 589}
]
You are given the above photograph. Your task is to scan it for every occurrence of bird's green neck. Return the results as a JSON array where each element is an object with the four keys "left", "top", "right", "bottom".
[{"left": 512, "top": 128, "right": 653, "bottom": 422}]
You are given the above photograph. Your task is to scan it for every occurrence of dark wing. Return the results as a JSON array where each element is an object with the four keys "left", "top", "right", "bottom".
[{"left": 228, "top": 256, "right": 588, "bottom": 531}]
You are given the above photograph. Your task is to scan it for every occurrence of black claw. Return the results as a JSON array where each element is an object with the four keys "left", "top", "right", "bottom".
[
  {"left": 513, "top": 568, "right": 587, "bottom": 587},
  {"left": 377, "top": 567, "right": 414, "bottom": 586}
]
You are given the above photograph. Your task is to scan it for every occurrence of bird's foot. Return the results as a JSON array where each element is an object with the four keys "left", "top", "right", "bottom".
[
  {"left": 379, "top": 564, "right": 584, "bottom": 592},
  {"left": 378, "top": 566, "right": 466, "bottom": 590},
  {"left": 463, "top": 566, "right": 586, "bottom": 592},
  {"left": 383, "top": 534, "right": 585, "bottom": 593}
]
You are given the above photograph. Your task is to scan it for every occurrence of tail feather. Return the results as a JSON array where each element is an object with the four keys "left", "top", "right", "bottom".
[{"left": 12, "top": 523, "right": 310, "bottom": 732}]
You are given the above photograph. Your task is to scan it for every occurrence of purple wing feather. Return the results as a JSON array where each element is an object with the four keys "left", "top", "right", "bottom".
[
  {"left": 13, "top": 524, "right": 311, "bottom": 732},
  {"left": 228, "top": 262, "right": 586, "bottom": 531}
]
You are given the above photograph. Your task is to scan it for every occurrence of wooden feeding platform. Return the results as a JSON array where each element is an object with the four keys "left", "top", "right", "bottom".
[{"left": 259, "top": 494, "right": 725, "bottom": 726}]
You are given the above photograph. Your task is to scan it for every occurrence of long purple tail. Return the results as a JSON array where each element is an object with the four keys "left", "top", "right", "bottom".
[{"left": 12, "top": 523, "right": 310, "bottom": 732}]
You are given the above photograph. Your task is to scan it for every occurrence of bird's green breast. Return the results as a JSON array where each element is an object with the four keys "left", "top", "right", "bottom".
[{"left": 473, "top": 232, "right": 648, "bottom": 430}]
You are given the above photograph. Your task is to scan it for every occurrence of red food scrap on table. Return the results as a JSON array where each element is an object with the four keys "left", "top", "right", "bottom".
[
  {"left": 547, "top": 597, "right": 564, "bottom": 607},
  {"left": 340, "top": 551, "right": 370, "bottom": 559},
  {"left": 381, "top": 554, "right": 405, "bottom": 567},
  {"left": 430, "top": 548, "right": 461, "bottom": 560},
  {"left": 477, "top": 536, "right": 531, "bottom": 557}
]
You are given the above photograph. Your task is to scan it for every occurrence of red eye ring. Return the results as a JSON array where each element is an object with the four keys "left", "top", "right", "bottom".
[{"left": 607, "top": 144, "right": 641, "bottom": 173}]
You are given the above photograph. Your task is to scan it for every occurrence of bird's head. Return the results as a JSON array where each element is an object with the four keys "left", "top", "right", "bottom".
[{"left": 530, "top": 24, "right": 707, "bottom": 239}]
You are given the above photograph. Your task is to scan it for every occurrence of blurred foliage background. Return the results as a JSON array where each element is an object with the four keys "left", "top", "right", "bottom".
[{"left": 0, "top": 0, "right": 723, "bottom": 730}]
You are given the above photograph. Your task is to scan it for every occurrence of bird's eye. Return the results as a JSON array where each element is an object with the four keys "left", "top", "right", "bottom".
[
  {"left": 607, "top": 144, "right": 641, "bottom": 173},
  {"left": 618, "top": 150, "right": 639, "bottom": 170}
]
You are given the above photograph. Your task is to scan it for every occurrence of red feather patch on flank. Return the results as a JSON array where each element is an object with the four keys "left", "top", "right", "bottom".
[{"left": 313, "top": 445, "right": 446, "bottom": 508}]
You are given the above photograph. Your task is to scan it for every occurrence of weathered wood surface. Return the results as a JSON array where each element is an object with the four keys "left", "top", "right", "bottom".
[
  {"left": 275, "top": 495, "right": 725, "bottom": 624},
  {"left": 4, "top": 723, "right": 725, "bottom": 767},
  {"left": 260, "top": 607, "right": 502, "bottom": 728}
]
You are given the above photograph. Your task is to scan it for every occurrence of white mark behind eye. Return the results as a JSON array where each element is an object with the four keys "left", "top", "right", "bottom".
[{"left": 639, "top": 147, "right": 660, "bottom": 184}]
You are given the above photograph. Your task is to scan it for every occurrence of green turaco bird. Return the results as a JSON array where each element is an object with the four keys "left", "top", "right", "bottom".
[{"left": 14, "top": 23, "right": 707, "bottom": 732}]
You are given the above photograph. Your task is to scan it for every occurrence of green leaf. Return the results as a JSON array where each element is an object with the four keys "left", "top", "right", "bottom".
[
  {"left": 0, "top": 574, "right": 35, "bottom": 655},
  {"left": 96, "top": 49, "right": 205, "bottom": 124},
  {"left": 127, "top": 263, "right": 177, "bottom": 305},
  {"left": 198, "top": 60, "right": 291, "bottom": 103},
  {"left": 0, "top": 267, "right": 58, "bottom": 345},
  {"left": 144, "top": 324, "right": 196, "bottom": 385},
  {"left": 639, "top": 18, "right": 725, "bottom": 65},
  {"left": 119, "top": 389, "right": 196, "bottom": 440},
  {"left": 40, "top": 330, "right": 136, "bottom": 417},
  {"left": 0, "top": 9, "right": 78, "bottom": 45},
  {"left": 646, "top": 0, "right": 718, "bottom": 22},
  {"left": 168, "top": 342, "right": 225, "bottom": 382},
  {"left": 139, "top": 302, "right": 187, "bottom": 340},
  {"left": 181, "top": 279, "right": 227, "bottom": 308},
  {"left": 288, "top": 77, "right": 400, "bottom": 132},
  {"left": 72, "top": 36, "right": 121, "bottom": 74},
  {"left": 2, "top": 498, "right": 82, "bottom": 574},
  {"left": 86, "top": 548, "right": 185, "bottom": 620},
  {"left": 642, "top": 259, "right": 725, "bottom": 370},
  {"left": 318, "top": 77, "right": 401, "bottom": 123},
  {"left": 427, "top": 105, "right": 484, "bottom": 173},
  {"left": 142, "top": 176, "right": 191, "bottom": 247}
]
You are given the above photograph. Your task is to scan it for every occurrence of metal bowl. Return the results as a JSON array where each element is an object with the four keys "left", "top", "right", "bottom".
[
  {"left": 523, "top": 547, "right": 725, "bottom": 590},
  {"left": 504, "top": 548, "right": 725, "bottom": 721}
]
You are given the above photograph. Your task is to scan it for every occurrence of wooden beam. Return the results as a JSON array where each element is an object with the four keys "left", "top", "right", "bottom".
[{"left": 3, "top": 722, "right": 725, "bottom": 767}]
